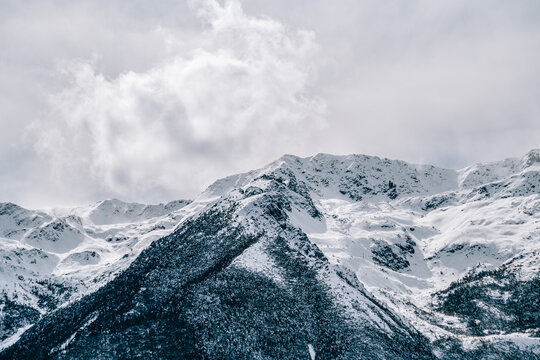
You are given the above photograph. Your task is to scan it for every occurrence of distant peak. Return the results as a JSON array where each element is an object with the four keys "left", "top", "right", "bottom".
[
  {"left": 276, "top": 154, "right": 302, "bottom": 164},
  {"left": 97, "top": 198, "right": 127, "bottom": 206},
  {"left": 521, "top": 148, "right": 540, "bottom": 168},
  {"left": 0, "top": 202, "right": 28, "bottom": 215}
]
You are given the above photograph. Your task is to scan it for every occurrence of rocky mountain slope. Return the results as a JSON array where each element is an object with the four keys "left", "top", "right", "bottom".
[
  {"left": 0, "top": 199, "right": 192, "bottom": 347},
  {"left": 1, "top": 149, "right": 538, "bottom": 359}
]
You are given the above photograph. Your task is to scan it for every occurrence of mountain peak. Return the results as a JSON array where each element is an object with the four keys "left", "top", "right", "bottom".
[
  {"left": 522, "top": 148, "right": 540, "bottom": 168},
  {"left": 1, "top": 151, "right": 539, "bottom": 358}
]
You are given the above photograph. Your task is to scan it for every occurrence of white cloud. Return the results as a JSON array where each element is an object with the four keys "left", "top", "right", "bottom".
[
  {"left": 1, "top": 0, "right": 539, "bottom": 207},
  {"left": 29, "top": 0, "right": 324, "bottom": 203}
]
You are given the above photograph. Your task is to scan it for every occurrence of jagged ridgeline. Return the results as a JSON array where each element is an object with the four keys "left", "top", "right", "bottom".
[
  {"left": 1, "top": 183, "right": 434, "bottom": 359},
  {"left": 1, "top": 149, "right": 539, "bottom": 359}
]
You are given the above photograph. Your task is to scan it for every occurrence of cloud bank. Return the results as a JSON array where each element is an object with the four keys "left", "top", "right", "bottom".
[
  {"left": 29, "top": 0, "right": 324, "bottom": 203},
  {"left": 1, "top": 0, "right": 539, "bottom": 207}
]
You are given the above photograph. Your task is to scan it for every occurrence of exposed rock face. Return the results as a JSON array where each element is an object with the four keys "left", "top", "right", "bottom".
[
  {"left": 0, "top": 199, "right": 192, "bottom": 346},
  {"left": 1, "top": 182, "right": 435, "bottom": 360},
  {"left": 1, "top": 149, "right": 539, "bottom": 358}
]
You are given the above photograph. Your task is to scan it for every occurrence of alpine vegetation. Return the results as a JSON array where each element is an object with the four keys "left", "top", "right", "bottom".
[{"left": 0, "top": 150, "right": 539, "bottom": 359}]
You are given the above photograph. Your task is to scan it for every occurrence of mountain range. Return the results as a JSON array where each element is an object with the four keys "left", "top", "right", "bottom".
[{"left": 0, "top": 149, "right": 538, "bottom": 359}]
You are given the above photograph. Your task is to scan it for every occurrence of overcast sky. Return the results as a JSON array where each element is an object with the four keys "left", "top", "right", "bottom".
[{"left": 1, "top": 0, "right": 539, "bottom": 208}]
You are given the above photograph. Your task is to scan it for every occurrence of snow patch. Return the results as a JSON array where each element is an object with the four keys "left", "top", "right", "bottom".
[{"left": 308, "top": 343, "right": 316, "bottom": 360}]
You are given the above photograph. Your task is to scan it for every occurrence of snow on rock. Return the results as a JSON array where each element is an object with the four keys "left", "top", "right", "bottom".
[
  {"left": 61, "top": 251, "right": 101, "bottom": 266},
  {"left": 202, "top": 148, "right": 539, "bottom": 353},
  {"left": 62, "top": 199, "right": 192, "bottom": 225},
  {"left": 1, "top": 148, "right": 538, "bottom": 357},
  {"left": 0, "top": 203, "right": 51, "bottom": 240},
  {"left": 308, "top": 343, "right": 316, "bottom": 360},
  {"left": 0, "top": 198, "right": 195, "bottom": 343},
  {"left": 230, "top": 239, "right": 285, "bottom": 285},
  {"left": 22, "top": 218, "right": 86, "bottom": 253}
]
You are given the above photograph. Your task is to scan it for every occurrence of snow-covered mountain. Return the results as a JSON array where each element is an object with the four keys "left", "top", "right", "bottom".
[
  {"left": 0, "top": 199, "right": 192, "bottom": 347},
  {"left": 1, "top": 149, "right": 538, "bottom": 359}
]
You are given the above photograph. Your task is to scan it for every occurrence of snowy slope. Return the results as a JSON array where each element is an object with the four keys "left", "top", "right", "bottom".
[
  {"left": 0, "top": 199, "right": 193, "bottom": 346},
  {"left": 2, "top": 166, "right": 436, "bottom": 360},
  {"left": 199, "top": 148, "right": 539, "bottom": 355},
  {"left": 297, "top": 150, "right": 539, "bottom": 354},
  {"left": 1, "top": 149, "right": 538, "bottom": 358}
]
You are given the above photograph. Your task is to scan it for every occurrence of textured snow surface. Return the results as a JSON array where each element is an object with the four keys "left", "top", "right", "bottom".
[
  {"left": 1, "top": 149, "right": 539, "bottom": 357},
  {"left": 0, "top": 198, "right": 194, "bottom": 340},
  {"left": 205, "top": 149, "right": 539, "bottom": 353},
  {"left": 0, "top": 324, "right": 32, "bottom": 351}
]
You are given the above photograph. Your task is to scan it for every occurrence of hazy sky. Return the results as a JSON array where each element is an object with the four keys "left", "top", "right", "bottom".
[{"left": 1, "top": 0, "right": 539, "bottom": 208}]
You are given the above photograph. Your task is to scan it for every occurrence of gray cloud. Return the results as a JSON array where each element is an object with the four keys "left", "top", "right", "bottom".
[
  {"left": 0, "top": 0, "right": 539, "bottom": 207},
  {"left": 24, "top": 0, "right": 324, "bottom": 206},
  {"left": 246, "top": 0, "right": 540, "bottom": 166}
]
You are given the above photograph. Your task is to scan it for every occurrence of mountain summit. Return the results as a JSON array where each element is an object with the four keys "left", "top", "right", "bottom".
[{"left": 1, "top": 150, "right": 538, "bottom": 359}]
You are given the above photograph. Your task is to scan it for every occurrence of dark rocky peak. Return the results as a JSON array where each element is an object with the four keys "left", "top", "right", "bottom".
[{"left": 1, "top": 185, "right": 435, "bottom": 360}]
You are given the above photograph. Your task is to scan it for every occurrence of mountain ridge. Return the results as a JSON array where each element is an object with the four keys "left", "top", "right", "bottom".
[{"left": 0, "top": 149, "right": 538, "bottom": 358}]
